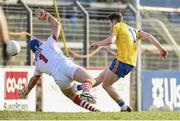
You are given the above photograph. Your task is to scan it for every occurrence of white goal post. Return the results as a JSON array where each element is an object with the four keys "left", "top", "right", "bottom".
[{"left": 139, "top": 6, "right": 180, "bottom": 13}]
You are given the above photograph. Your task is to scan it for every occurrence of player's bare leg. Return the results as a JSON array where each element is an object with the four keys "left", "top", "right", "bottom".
[
  {"left": 101, "top": 69, "right": 132, "bottom": 112},
  {"left": 0, "top": 7, "right": 10, "bottom": 65},
  {"left": 73, "top": 67, "right": 96, "bottom": 104},
  {"left": 101, "top": 69, "right": 120, "bottom": 100},
  {"left": 73, "top": 70, "right": 104, "bottom": 92}
]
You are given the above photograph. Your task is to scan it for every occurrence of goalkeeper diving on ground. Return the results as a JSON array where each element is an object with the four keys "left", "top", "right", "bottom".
[{"left": 19, "top": 9, "right": 100, "bottom": 112}]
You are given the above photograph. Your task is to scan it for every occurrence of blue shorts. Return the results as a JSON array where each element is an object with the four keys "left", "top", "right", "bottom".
[{"left": 109, "top": 58, "right": 134, "bottom": 78}]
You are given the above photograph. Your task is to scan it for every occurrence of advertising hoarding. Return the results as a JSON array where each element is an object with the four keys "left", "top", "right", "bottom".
[
  {"left": 0, "top": 67, "right": 36, "bottom": 111},
  {"left": 141, "top": 71, "right": 180, "bottom": 111}
]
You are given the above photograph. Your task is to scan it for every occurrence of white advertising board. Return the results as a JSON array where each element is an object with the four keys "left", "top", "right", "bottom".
[
  {"left": 0, "top": 66, "right": 36, "bottom": 111},
  {"left": 42, "top": 69, "right": 130, "bottom": 112}
]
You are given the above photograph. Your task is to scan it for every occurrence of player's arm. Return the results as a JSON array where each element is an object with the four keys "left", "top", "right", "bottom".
[
  {"left": 139, "top": 31, "right": 168, "bottom": 59},
  {"left": 36, "top": 9, "right": 61, "bottom": 40},
  {"left": 19, "top": 75, "right": 41, "bottom": 99},
  {"left": 91, "top": 21, "right": 119, "bottom": 49},
  {"left": 48, "top": 12, "right": 61, "bottom": 39},
  {"left": 91, "top": 35, "right": 117, "bottom": 49}
]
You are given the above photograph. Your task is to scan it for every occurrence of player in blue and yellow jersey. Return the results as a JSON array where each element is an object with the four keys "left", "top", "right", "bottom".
[{"left": 74, "top": 13, "right": 168, "bottom": 112}]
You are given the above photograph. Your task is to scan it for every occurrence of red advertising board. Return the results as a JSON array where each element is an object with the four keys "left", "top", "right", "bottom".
[
  {"left": 0, "top": 67, "right": 36, "bottom": 111},
  {"left": 5, "top": 71, "right": 28, "bottom": 99}
]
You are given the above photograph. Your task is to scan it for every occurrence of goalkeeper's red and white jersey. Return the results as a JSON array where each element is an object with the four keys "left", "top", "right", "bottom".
[{"left": 34, "top": 35, "right": 66, "bottom": 76}]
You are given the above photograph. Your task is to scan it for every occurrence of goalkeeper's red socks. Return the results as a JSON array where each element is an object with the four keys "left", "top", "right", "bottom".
[
  {"left": 82, "top": 80, "right": 92, "bottom": 94},
  {"left": 73, "top": 95, "right": 98, "bottom": 111}
]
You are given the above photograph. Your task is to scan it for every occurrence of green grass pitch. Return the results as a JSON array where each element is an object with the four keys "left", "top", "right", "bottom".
[{"left": 0, "top": 111, "right": 180, "bottom": 120}]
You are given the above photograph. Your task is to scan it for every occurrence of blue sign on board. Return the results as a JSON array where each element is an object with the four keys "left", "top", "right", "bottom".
[{"left": 141, "top": 71, "right": 180, "bottom": 111}]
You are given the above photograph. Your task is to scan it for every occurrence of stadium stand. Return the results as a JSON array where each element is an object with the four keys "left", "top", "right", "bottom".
[
  {"left": 0, "top": 0, "right": 135, "bottom": 67},
  {"left": 0, "top": 1, "right": 180, "bottom": 70},
  {"left": 0, "top": 0, "right": 180, "bottom": 69}
]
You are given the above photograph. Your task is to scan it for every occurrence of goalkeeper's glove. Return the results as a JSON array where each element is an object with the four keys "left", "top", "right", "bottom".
[
  {"left": 35, "top": 8, "right": 50, "bottom": 21},
  {"left": 19, "top": 87, "right": 29, "bottom": 99}
]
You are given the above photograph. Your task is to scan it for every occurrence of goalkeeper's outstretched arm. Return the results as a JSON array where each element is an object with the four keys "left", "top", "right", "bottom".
[
  {"left": 19, "top": 75, "right": 41, "bottom": 98},
  {"left": 36, "top": 9, "right": 61, "bottom": 39}
]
